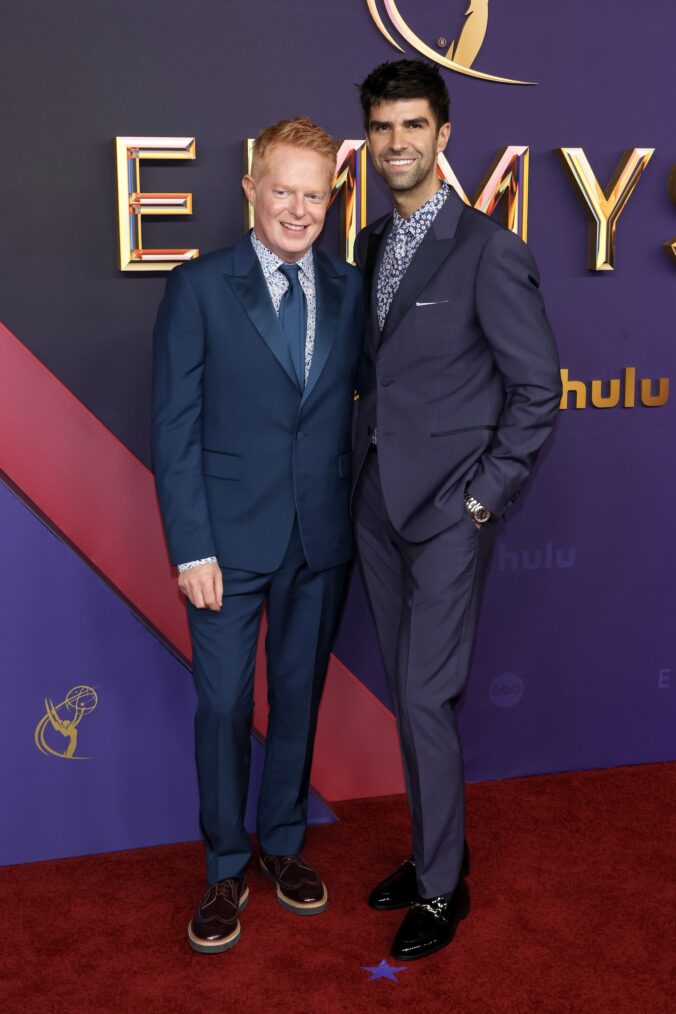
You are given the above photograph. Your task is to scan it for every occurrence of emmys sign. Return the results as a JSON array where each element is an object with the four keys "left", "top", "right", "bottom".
[
  {"left": 114, "top": 138, "right": 658, "bottom": 272},
  {"left": 112, "top": 5, "right": 673, "bottom": 272}
]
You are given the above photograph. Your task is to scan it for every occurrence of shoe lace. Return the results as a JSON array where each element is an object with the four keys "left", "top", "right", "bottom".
[{"left": 213, "top": 878, "right": 240, "bottom": 901}]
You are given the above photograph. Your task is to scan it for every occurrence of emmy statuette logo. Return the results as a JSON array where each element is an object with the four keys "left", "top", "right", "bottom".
[
  {"left": 366, "top": 1, "right": 535, "bottom": 85},
  {"left": 34, "top": 685, "right": 99, "bottom": 760}
]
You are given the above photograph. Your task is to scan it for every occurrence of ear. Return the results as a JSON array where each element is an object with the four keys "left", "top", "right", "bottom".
[
  {"left": 242, "top": 174, "right": 256, "bottom": 204},
  {"left": 437, "top": 122, "right": 451, "bottom": 153}
]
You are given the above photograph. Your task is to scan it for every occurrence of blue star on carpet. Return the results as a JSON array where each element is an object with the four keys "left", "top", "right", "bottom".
[{"left": 362, "top": 959, "right": 407, "bottom": 982}]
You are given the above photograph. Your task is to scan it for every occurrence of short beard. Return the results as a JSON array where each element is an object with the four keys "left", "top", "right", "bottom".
[{"left": 381, "top": 163, "right": 435, "bottom": 194}]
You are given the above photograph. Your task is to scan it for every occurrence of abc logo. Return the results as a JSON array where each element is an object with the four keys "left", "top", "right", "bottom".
[{"left": 490, "top": 672, "right": 524, "bottom": 708}]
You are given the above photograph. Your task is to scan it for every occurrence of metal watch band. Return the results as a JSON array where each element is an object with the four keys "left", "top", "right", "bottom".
[{"left": 464, "top": 494, "right": 491, "bottom": 523}]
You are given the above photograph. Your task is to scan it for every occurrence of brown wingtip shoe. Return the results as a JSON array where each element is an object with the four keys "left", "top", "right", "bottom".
[
  {"left": 187, "top": 877, "right": 249, "bottom": 954},
  {"left": 259, "top": 853, "right": 328, "bottom": 915}
]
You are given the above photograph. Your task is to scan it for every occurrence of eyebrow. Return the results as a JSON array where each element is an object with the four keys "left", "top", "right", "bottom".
[
  {"left": 272, "top": 184, "right": 329, "bottom": 197},
  {"left": 369, "top": 116, "right": 431, "bottom": 129}
]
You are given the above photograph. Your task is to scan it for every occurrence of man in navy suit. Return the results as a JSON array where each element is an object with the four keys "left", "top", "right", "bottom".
[
  {"left": 353, "top": 61, "right": 562, "bottom": 961},
  {"left": 152, "top": 118, "right": 363, "bottom": 953}
]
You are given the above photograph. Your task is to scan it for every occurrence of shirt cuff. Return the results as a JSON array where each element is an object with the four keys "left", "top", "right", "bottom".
[{"left": 177, "top": 557, "right": 218, "bottom": 573}]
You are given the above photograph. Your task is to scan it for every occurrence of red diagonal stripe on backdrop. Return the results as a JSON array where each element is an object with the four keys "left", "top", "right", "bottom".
[{"left": 0, "top": 321, "right": 403, "bottom": 800}]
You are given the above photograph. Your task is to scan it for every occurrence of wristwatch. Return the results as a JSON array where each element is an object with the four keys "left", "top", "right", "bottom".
[{"left": 464, "top": 493, "right": 491, "bottom": 525}]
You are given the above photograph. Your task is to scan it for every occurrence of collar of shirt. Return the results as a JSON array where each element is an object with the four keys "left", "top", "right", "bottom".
[
  {"left": 390, "top": 182, "right": 450, "bottom": 245},
  {"left": 249, "top": 229, "right": 317, "bottom": 384},
  {"left": 250, "top": 230, "right": 314, "bottom": 286}
]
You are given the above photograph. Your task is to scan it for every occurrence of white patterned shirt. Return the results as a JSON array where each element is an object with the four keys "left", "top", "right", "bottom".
[
  {"left": 178, "top": 231, "right": 317, "bottom": 573},
  {"left": 250, "top": 230, "right": 316, "bottom": 384},
  {"left": 377, "top": 183, "right": 450, "bottom": 331}
]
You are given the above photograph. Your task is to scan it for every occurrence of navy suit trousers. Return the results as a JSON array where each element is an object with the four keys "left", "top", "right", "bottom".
[
  {"left": 355, "top": 450, "right": 496, "bottom": 898},
  {"left": 187, "top": 519, "right": 349, "bottom": 885}
]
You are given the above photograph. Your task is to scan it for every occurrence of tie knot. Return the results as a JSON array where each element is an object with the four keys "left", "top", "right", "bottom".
[{"left": 279, "top": 262, "right": 301, "bottom": 285}]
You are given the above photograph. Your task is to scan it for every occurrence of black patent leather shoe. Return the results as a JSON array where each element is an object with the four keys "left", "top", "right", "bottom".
[
  {"left": 390, "top": 878, "right": 471, "bottom": 961},
  {"left": 368, "top": 842, "right": 470, "bottom": 911}
]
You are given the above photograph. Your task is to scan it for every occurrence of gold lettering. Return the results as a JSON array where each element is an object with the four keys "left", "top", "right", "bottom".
[
  {"left": 436, "top": 153, "right": 467, "bottom": 200},
  {"left": 437, "top": 146, "right": 530, "bottom": 241},
  {"left": 558, "top": 147, "right": 654, "bottom": 270},
  {"left": 665, "top": 166, "right": 676, "bottom": 262},
  {"left": 243, "top": 139, "right": 255, "bottom": 231},
  {"left": 115, "top": 137, "right": 198, "bottom": 272},
  {"left": 559, "top": 368, "right": 587, "bottom": 410},
  {"left": 591, "top": 378, "right": 621, "bottom": 409},
  {"left": 329, "top": 141, "right": 368, "bottom": 266},
  {"left": 640, "top": 377, "right": 669, "bottom": 407},
  {"left": 559, "top": 368, "right": 668, "bottom": 410},
  {"left": 623, "top": 366, "right": 636, "bottom": 407}
]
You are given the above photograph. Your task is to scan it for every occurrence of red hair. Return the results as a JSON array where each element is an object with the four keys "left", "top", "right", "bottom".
[{"left": 251, "top": 117, "right": 338, "bottom": 178}]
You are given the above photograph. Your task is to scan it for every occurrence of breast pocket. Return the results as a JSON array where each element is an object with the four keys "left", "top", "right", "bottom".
[{"left": 413, "top": 300, "right": 452, "bottom": 351}]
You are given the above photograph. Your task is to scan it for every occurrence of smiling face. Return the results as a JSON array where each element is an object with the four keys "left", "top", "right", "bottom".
[
  {"left": 366, "top": 98, "right": 451, "bottom": 215},
  {"left": 242, "top": 144, "right": 333, "bottom": 262}
]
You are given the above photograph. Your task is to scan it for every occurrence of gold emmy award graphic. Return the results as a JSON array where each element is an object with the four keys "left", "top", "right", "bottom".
[
  {"left": 366, "top": 0, "right": 535, "bottom": 85},
  {"left": 34, "top": 685, "right": 99, "bottom": 760}
]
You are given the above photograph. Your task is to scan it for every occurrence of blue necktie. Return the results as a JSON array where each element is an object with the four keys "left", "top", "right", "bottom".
[{"left": 278, "top": 263, "right": 306, "bottom": 389}]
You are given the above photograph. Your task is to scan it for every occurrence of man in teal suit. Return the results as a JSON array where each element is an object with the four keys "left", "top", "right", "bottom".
[{"left": 152, "top": 118, "right": 364, "bottom": 953}]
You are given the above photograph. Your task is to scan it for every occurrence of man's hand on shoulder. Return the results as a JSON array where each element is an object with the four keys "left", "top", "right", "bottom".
[{"left": 178, "top": 562, "right": 223, "bottom": 611}]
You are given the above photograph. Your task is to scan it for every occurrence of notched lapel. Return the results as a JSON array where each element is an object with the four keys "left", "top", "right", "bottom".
[
  {"left": 224, "top": 241, "right": 300, "bottom": 390},
  {"left": 365, "top": 223, "right": 390, "bottom": 351},
  {"left": 363, "top": 230, "right": 382, "bottom": 292},
  {"left": 381, "top": 191, "right": 465, "bottom": 341},
  {"left": 303, "top": 251, "right": 346, "bottom": 404}
]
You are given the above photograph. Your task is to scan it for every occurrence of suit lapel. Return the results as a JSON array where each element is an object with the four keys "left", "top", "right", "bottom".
[
  {"left": 367, "top": 224, "right": 390, "bottom": 350},
  {"left": 302, "top": 249, "right": 346, "bottom": 405},
  {"left": 223, "top": 235, "right": 300, "bottom": 391},
  {"left": 381, "top": 189, "right": 465, "bottom": 342}
]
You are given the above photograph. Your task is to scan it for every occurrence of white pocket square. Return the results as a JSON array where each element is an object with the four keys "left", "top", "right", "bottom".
[{"left": 415, "top": 299, "right": 449, "bottom": 306}]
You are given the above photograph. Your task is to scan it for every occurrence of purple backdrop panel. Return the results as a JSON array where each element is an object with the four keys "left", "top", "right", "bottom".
[
  {"left": 458, "top": 417, "right": 676, "bottom": 779},
  {"left": 0, "top": 480, "right": 333, "bottom": 867},
  {"left": 334, "top": 413, "right": 676, "bottom": 780}
]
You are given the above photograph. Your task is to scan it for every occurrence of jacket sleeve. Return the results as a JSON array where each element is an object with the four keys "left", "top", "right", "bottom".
[
  {"left": 469, "top": 229, "right": 562, "bottom": 516},
  {"left": 151, "top": 266, "right": 217, "bottom": 565}
]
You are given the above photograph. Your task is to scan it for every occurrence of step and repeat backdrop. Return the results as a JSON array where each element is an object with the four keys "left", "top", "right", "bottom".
[{"left": 0, "top": 0, "right": 673, "bottom": 865}]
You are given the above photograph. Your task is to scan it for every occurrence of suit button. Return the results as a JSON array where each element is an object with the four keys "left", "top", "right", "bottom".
[
  {"left": 296, "top": 431, "right": 304, "bottom": 440},
  {"left": 381, "top": 377, "right": 393, "bottom": 386}
]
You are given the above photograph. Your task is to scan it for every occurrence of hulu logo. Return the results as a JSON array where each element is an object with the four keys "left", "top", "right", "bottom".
[
  {"left": 559, "top": 367, "right": 668, "bottom": 410},
  {"left": 498, "top": 541, "right": 576, "bottom": 573}
]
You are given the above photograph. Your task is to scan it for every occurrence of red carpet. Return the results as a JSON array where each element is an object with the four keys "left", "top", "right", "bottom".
[{"left": 2, "top": 764, "right": 673, "bottom": 1014}]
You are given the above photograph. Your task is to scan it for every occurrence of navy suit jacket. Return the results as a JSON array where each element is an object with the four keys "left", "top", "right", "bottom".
[
  {"left": 152, "top": 234, "right": 364, "bottom": 573},
  {"left": 353, "top": 190, "right": 562, "bottom": 539}
]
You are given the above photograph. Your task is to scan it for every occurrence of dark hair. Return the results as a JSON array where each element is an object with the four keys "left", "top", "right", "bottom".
[{"left": 359, "top": 59, "right": 450, "bottom": 131}]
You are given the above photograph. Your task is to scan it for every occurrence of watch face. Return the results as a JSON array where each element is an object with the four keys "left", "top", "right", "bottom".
[{"left": 474, "top": 507, "right": 491, "bottom": 524}]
